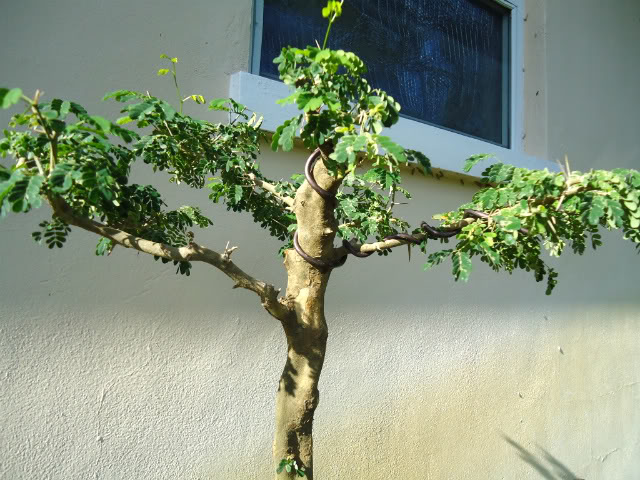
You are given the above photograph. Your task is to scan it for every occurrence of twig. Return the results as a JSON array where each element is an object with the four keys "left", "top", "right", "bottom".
[
  {"left": 163, "top": 120, "right": 174, "bottom": 136},
  {"left": 556, "top": 156, "right": 574, "bottom": 211},
  {"left": 247, "top": 173, "right": 295, "bottom": 208},
  {"left": 26, "top": 90, "right": 56, "bottom": 175}
]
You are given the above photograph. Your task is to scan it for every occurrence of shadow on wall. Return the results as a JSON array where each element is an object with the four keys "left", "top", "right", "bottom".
[{"left": 503, "top": 435, "right": 584, "bottom": 480}]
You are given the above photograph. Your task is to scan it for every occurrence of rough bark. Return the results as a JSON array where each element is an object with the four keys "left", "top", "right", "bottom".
[{"left": 273, "top": 152, "right": 341, "bottom": 479}]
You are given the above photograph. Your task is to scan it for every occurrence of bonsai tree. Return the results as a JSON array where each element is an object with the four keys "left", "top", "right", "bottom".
[{"left": 1, "top": 3, "right": 639, "bottom": 478}]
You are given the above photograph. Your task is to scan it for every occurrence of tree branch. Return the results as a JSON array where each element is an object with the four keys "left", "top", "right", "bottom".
[
  {"left": 350, "top": 235, "right": 427, "bottom": 253},
  {"left": 345, "top": 175, "right": 595, "bottom": 255},
  {"left": 49, "top": 197, "right": 290, "bottom": 321},
  {"left": 247, "top": 173, "right": 294, "bottom": 208}
]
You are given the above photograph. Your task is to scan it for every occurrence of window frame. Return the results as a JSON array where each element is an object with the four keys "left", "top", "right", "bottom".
[{"left": 232, "top": 0, "right": 554, "bottom": 177}]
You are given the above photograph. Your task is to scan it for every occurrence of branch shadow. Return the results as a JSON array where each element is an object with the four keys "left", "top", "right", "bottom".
[
  {"left": 278, "top": 342, "right": 326, "bottom": 397},
  {"left": 280, "top": 359, "right": 299, "bottom": 396},
  {"left": 503, "top": 435, "right": 584, "bottom": 480}
]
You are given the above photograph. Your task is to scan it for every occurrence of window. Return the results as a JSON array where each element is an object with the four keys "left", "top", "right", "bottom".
[
  {"left": 234, "top": 0, "right": 552, "bottom": 175},
  {"left": 256, "top": 0, "right": 511, "bottom": 147}
]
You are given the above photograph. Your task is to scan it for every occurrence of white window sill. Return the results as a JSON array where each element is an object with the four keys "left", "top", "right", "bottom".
[{"left": 229, "top": 71, "right": 555, "bottom": 177}]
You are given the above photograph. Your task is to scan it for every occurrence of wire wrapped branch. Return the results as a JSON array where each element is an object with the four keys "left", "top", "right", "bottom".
[
  {"left": 294, "top": 147, "right": 578, "bottom": 268},
  {"left": 304, "top": 148, "right": 335, "bottom": 201},
  {"left": 293, "top": 231, "right": 347, "bottom": 272}
]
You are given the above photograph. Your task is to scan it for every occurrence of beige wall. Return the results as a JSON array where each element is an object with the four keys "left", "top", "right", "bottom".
[{"left": 1, "top": 1, "right": 639, "bottom": 479}]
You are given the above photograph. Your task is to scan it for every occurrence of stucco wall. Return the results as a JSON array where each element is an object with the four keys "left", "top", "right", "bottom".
[{"left": 1, "top": 1, "right": 639, "bottom": 479}]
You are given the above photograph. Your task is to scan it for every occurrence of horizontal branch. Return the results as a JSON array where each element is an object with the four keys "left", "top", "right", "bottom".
[
  {"left": 341, "top": 217, "right": 473, "bottom": 255},
  {"left": 49, "top": 197, "right": 290, "bottom": 321},
  {"left": 347, "top": 176, "right": 595, "bottom": 255},
  {"left": 247, "top": 173, "right": 294, "bottom": 208}
]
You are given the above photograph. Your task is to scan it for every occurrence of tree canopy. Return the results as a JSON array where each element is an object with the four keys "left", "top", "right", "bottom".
[{"left": 2, "top": 44, "right": 639, "bottom": 294}]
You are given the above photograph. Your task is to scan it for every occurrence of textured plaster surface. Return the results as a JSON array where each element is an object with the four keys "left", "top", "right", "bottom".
[
  {"left": 545, "top": 0, "right": 640, "bottom": 170},
  {"left": 1, "top": 0, "right": 639, "bottom": 479},
  {"left": 522, "top": 0, "right": 547, "bottom": 158}
]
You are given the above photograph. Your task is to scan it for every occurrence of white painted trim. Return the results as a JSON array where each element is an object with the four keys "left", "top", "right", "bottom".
[
  {"left": 508, "top": 0, "right": 526, "bottom": 154},
  {"left": 493, "top": 0, "right": 519, "bottom": 10},
  {"left": 230, "top": 72, "right": 556, "bottom": 177},
  {"left": 250, "top": 0, "right": 264, "bottom": 75}
]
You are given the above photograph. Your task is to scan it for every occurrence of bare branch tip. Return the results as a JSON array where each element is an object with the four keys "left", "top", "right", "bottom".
[{"left": 222, "top": 241, "right": 239, "bottom": 261}]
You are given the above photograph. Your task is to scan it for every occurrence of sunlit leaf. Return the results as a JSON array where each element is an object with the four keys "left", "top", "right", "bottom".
[
  {"left": 1, "top": 88, "right": 22, "bottom": 109},
  {"left": 463, "top": 153, "right": 494, "bottom": 173}
]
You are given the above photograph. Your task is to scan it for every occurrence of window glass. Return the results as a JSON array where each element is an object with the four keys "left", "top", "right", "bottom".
[{"left": 259, "top": 0, "right": 511, "bottom": 146}]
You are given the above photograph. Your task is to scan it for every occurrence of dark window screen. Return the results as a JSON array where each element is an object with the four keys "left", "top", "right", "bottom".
[{"left": 259, "top": 0, "right": 510, "bottom": 146}]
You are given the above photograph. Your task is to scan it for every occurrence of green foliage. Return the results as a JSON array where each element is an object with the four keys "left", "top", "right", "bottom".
[
  {"left": 272, "top": 46, "right": 400, "bottom": 155},
  {"left": 0, "top": 168, "right": 44, "bottom": 215},
  {"left": 270, "top": 35, "right": 432, "bottom": 251},
  {"left": 208, "top": 97, "right": 249, "bottom": 117},
  {"left": 32, "top": 218, "right": 71, "bottom": 249},
  {"left": 334, "top": 171, "right": 411, "bottom": 246},
  {"left": 463, "top": 153, "right": 494, "bottom": 173},
  {"left": 271, "top": 115, "right": 301, "bottom": 152},
  {"left": 2, "top": 9, "right": 639, "bottom": 294},
  {"left": 277, "top": 458, "right": 306, "bottom": 477},
  {"left": 1, "top": 88, "right": 23, "bottom": 109},
  {"left": 431, "top": 165, "right": 640, "bottom": 293},
  {"left": 423, "top": 249, "right": 453, "bottom": 270},
  {"left": 95, "top": 237, "right": 114, "bottom": 256},
  {"left": 452, "top": 251, "right": 473, "bottom": 282},
  {"left": 0, "top": 66, "right": 296, "bottom": 274},
  {"left": 321, "top": 1, "right": 344, "bottom": 49},
  {"left": 321, "top": 1, "right": 342, "bottom": 19}
]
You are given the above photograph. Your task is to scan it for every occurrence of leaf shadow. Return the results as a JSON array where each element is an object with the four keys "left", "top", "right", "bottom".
[{"left": 503, "top": 435, "right": 584, "bottom": 480}]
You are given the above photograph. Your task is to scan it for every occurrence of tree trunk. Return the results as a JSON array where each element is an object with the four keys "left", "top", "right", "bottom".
[
  {"left": 273, "top": 252, "right": 330, "bottom": 480},
  {"left": 273, "top": 345, "right": 325, "bottom": 478},
  {"left": 273, "top": 151, "right": 341, "bottom": 479},
  {"left": 273, "top": 315, "right": 327, "bottom": 477}
]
